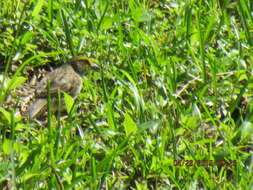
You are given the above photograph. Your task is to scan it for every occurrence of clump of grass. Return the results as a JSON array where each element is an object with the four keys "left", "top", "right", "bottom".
[{"left": 0, "top": 0, "right": 253, "bottom": 189}]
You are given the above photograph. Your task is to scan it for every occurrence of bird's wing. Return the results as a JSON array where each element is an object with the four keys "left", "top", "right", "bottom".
[
  {"left": 27, "top": 98, "right": 47, "bottom": 118},
  {"left": 35, "top": 67, "right": 75, "bottom": 98}
]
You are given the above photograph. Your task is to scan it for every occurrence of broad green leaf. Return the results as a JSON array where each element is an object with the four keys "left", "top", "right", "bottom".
[
  {"left": 106, "top": 101, "right": 115, "bottom": 130},
  {"left": 21, "top": 31, "right": 33, "bottom": 44},
  {"left": 101, "top": 16, "right": 114, "bottom": 30},
  {"left": 123, "top": 113, "right": 137, "bottom": 136},
  {"left": 7, "top": 76, "right": 27, "bottom": 90},
  {"left": 0, "top": 161, "right": 10, "bottom": 176},
  {"left": 0, "top": 107, "right": 11, "bottom": 123},
  {"left": 0, "top": 108, "right": 21, "bottom": 123},
  {"left": 63, "top": 92, "right": 74, "bottom": 114},
  {"left": 3, "top": 139, "right": 11, "bottom": 154},
  {"left": 131, "top": 7, "right": 151, "bottom": 23},
  {"left": 32, "top": 0, "right": 45, "bottom": 19}
]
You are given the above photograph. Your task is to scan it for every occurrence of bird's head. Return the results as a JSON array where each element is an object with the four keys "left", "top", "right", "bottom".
[{"left": 68, "top": 56, "right": 99, "bottom": 75}]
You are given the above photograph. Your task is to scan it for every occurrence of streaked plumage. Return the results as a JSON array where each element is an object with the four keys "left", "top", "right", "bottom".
[{"left": 26, "top": 56, "right": 98, "bottom": 118}]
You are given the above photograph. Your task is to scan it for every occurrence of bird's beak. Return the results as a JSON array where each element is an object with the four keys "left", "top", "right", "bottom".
[{"left": 90, "top": 62, "right": 100, "bottom": 71}]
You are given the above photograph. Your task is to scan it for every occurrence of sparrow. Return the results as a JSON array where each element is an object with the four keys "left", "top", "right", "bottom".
[{"left": 26, "top": 56, "right": 98, "bottom": 118}]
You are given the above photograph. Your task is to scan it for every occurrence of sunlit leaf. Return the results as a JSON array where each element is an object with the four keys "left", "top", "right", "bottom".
[
  {"left": 63, "top": 92, "right": 75, "bottom": 114},
  {"left": 123, "top": 113, "right": 137, "bottom": 136},
  {"left": 7, "top": 76, "right": 27, "bottom": 90},
  {"left": 3, "top": 139, "right": 11, "bottom": 154},
  {"left": 32, "top": 0, "right": 45, "bottom": 19},
  {"left": 101, "top": 16, "right": 114, "bottom": 31},
  {"left": 0, "top": 107, "right": 11, "bottom": 123}
]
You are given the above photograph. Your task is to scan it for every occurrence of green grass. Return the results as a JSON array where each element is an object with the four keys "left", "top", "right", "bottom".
[{"left": 0, "top": 0, "right": 253, "bottom": 189}]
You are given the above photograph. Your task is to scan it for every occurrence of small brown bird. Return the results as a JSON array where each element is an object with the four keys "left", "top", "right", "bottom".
[{"left": 26, "top": 56, "right": 98, "bottom": 118}]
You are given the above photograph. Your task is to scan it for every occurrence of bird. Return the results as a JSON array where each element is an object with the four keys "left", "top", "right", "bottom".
[{"left": 26, "top": 56, "right": 98, "bottom": 119}]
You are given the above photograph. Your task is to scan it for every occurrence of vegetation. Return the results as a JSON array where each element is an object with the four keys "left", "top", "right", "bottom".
[{"left": 0, "top": 0, "right": 252, "bottom": 189}]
